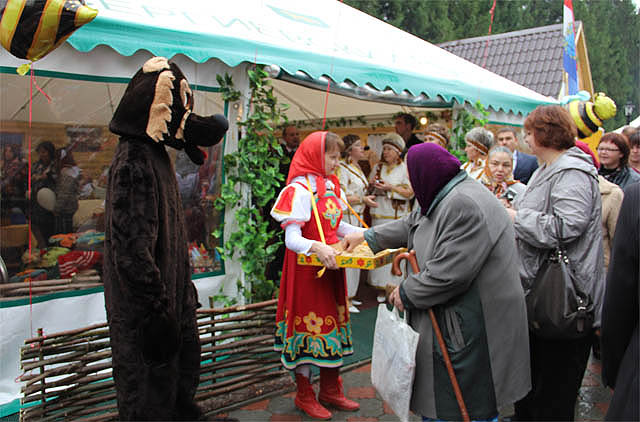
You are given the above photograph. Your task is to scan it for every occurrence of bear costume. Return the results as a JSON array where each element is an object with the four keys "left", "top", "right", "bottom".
[{"left": 103, "top": 57, "right": 228, "bottom": 420}]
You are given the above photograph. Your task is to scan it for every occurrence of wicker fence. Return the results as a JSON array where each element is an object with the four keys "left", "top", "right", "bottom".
[
  {"left": 19, "top": 299, "right": 293, "bottom": 421},
  {"left": 0, "top": 274, "right": 102, "bottom": 300}
]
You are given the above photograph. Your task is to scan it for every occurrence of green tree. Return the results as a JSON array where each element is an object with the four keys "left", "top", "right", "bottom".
[
  {"left": 575, "top": 0, "right": 639, "bottom": 130},
  {"left": 343, "top": 0, "right": 456, "bottom": 42}
]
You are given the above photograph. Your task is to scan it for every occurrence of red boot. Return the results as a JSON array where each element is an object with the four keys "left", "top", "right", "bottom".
[
  {"left": 318, "top": 368, "right": 360, "bottom": 411},
  {"left": 294, "top": 373, "right": 332, "bottom": 420}
]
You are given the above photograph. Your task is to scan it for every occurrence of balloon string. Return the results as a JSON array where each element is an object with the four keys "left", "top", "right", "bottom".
[
  {"left": 321, "top": 0, "right": 343, "bottom": 130},
  {"left": 32, "top": 77, "right": 52, "bottom": 103},
  {"left": 28, "top": 71, "right": 33, "bottom": 255},
  {"left": 29, "top": 68, "right": 35, "bottom": 338},
  {"left": 482, "top": 0, "right": 497, "bottom": 68},
  {"left": 249, "top": 0, "right": 262, "bottom": 113},
  {"left": 321, "top": 74, "right": 332, "bottom": 130}
]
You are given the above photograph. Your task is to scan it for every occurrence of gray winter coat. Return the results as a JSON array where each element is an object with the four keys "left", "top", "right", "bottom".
[
  {"left": 513, "top": 146, "right": 605, "bottom": 326},
  {"left": 366, "top": 174, "right": 531, "bottom": 420}
]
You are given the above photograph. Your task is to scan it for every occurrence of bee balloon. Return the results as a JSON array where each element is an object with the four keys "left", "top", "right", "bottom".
[{"left": 0, "top": 0, "right": 97, "bottom": 72}]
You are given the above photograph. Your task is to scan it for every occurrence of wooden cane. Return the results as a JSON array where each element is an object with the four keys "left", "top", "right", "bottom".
[{"left": 391, "top": 250, "right": 471, "bottom": 422}]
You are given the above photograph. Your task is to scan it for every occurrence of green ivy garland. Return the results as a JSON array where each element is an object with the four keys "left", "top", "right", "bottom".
[{"left": 213, "top": 66, "right": 289, "bottom": 303}]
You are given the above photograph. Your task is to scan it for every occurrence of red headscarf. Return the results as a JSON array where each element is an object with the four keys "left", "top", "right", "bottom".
[{"left": 286, "top": 131, "right": 340, "bottom": 198}]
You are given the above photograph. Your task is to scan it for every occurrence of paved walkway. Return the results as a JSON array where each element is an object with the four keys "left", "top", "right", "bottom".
[
  {"left": 212, "top": 281, "right": 613, "bottom": 421},
  {"left": 212, "top": 354, "right": 611, "bottom": 421}
]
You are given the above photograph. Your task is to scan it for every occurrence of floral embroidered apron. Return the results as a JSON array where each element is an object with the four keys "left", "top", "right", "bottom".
[{"left": 274, "top": 183, "right": 353, "bottom": 369}]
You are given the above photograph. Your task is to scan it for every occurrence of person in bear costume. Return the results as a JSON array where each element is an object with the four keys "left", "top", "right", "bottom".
[{"left": 104, "top": 56, "right": 228, "bottom": 420}]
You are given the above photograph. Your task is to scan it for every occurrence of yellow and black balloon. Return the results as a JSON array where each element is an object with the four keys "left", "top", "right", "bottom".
[
  {"left": 0, "top": 0, "right": 97, "bottom": 66},
  {"left": 568, "top": 92, "right": 617, "bottom": 139}
]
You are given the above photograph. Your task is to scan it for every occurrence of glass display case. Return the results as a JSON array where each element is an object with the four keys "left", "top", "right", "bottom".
[{"left": 0, "top": 70, "right": 227, "bottom": 294}]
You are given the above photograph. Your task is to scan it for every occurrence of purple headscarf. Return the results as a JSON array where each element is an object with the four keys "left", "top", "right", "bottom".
[{"left": 407, "top": 143, "right": 462, "bottom": 214}]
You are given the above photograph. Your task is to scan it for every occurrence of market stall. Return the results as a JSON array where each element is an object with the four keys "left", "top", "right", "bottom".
[{"left": 0, "top": 0, "right": 557, "bottom": 414}]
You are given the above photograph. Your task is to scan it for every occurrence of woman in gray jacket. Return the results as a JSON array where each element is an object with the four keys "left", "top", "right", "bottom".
[{"left": 505, "top": 105, "right": 605, "bottom": 421}]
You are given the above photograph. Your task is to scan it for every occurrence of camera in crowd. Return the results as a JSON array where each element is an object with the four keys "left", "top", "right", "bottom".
[{"left": 501, "top": 189, "right": 517, "bottom": 203}]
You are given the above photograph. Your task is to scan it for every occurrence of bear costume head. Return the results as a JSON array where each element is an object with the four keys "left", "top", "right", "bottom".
[{"left": 109, "top": 56, "right": 228, "bottom": 164}]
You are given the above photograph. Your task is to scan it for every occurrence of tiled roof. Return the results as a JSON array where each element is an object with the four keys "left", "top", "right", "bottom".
[{"left": 438, "top": 23, "right": 571, "bottom": 98}]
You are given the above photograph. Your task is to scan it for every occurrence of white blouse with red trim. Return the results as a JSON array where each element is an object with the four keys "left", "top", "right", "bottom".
[{"left": 270, "top": 175, "right": 363, "bottom": 254}]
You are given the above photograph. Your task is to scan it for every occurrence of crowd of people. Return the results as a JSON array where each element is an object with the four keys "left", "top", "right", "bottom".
[
  {"left": 1, "top": 137, "right": 225, "bottom": 277},
  {"left": 2, "top": 105, "right": 637, "bottom": 420},
  {"left": 269, "top": 108, "right": 639, "bottom": 421},
  {"left": 0, "top": 141, "right": 89, "bottom": 247}
]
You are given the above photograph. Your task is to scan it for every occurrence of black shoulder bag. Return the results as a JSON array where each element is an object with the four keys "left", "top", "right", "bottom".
[{"left": 525, "top": 185, "right": 595, "bottom": 339}]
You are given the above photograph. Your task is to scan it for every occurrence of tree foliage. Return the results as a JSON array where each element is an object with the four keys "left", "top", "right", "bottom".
[
  {"left": 344, "top": 0, "right": 639, "bottom": 130},
  {"left": 575, "top": 0, "right": 639, "bottom": 129}
]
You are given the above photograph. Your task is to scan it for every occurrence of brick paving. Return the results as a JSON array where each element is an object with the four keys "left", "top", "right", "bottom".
[
  {"left": 213, "top": 354, "right": 611, "bottom": 422},
  {"left": 214, "top": 284, "right": 612, "bottom": 421}
]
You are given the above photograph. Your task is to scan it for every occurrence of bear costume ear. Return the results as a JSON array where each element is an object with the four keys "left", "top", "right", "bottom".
[{"left": 184, "top": 113, "right": 229, "bottom": 147}]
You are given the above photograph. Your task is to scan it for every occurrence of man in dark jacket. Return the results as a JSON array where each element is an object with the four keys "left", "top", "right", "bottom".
[
  {"left": 104, "top": 57, "right": 228, "bottom": 420},
  {"left": 265, "top": 125, "right": 300, "bottom": 285},
  {"left": 280, "top": 125, "right": 300, "bottom": 162},
  {"left": 496, "top": 127, "right": 538, "bottom": 184},
  {"left": 601, "top": 183, "right": 639, "bottom": 421},
  {"left": 395, "top": 113, "right": 421, "bottom": 156}
]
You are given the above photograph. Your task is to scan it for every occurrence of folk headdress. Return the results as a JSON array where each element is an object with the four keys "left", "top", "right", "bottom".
[
  {"left": 424, "top": 123, "right": 450, "bottom": 149},
  {"left": 109, "top": 57, "right": 228, "bottom": 165},
  {"left": 381, "top": 133, "right": 405, "bottom": 155},
  {"left": 287, "top": 131, "right": 340, "bottom": 198},
  {"left": 341, "top": 134, "right": 360, "bottom": 160}
]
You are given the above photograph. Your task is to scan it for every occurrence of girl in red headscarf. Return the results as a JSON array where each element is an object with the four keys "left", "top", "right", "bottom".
[{"left": 271, "top": 131, "right": 364, "bottom": 419}]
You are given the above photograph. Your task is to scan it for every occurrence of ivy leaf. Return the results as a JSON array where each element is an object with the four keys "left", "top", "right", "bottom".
[{"left": 214, "top": 66, "right": 290, "bottom": 302}]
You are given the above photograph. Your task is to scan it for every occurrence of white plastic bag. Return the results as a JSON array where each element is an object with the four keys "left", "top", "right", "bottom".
[{"left": 371, "top": 304, "right": 419, "bottom": 422}]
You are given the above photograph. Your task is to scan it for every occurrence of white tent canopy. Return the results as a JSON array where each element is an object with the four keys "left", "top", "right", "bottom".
[
  {"left": 2, "top": 0, "right": 557, "bottom": 126},
  {"left": 614, "top": 114, "right": 640, "bottom": 132}
]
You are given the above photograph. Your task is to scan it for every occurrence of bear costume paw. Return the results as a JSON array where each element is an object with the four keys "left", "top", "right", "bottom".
[{"left": 138, "top": 310, "right": 180, "bottom": 365}]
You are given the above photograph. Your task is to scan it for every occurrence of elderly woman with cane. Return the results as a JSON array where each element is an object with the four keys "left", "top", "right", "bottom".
[{"left": 343, "top": 143, "right": 530, "bottom": 421}]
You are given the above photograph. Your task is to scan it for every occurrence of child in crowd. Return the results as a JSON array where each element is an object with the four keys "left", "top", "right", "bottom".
[{"left": 271, "top": 131, "right": 364, "bottom": 420}]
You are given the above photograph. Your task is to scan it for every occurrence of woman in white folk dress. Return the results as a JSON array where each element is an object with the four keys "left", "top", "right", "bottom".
[
  {"left": 368, "top": 133, "right": 414, "bottom": 302},
  {"left": 336, "top": 134, "right": 377, "bottom": 313}
]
